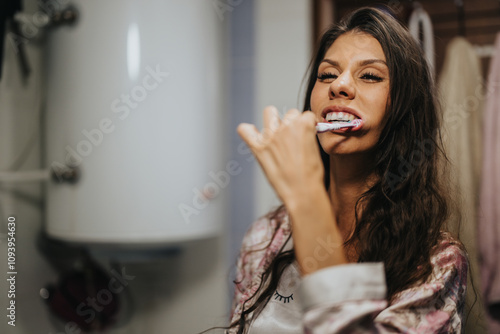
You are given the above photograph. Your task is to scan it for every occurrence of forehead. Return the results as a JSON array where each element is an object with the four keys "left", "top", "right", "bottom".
[{"left": 324, "top": 32, "right": 386, "bottom": 62}]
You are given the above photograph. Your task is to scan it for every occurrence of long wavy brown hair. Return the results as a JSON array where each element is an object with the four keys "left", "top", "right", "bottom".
[{"left": 227, "top": 6, "right": 453, "bottom": 334}]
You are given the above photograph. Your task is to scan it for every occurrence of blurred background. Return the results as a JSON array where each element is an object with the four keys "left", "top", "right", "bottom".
[{"left": 0, "top": 0, "right": 498, "bottom": 333}]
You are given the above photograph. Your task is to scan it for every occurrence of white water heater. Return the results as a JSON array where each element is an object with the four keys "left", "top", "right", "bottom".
[{"left": 44, "top": 0, "right": 226, "bottom": 244}]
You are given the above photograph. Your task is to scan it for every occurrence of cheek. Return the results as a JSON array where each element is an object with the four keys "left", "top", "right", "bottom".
[
  {"left": 372, "top": 87, "right": 390, "bottom": 122},
  {"left": 310, "top": 86, "right": 322, "bottom": 110}
]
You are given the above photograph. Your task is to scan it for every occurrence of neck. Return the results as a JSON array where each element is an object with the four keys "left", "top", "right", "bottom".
[{"left": 328, "top": 152, "right": 377, "bottom": 242}]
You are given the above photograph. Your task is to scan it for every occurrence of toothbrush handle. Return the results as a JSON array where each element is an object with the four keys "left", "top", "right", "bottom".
[
  {"left": 316, "top": 121, "right": 358, "bottom": 133},
  {"left": 316, "top": 123, "right": 351, "bottom": 133},
  {"left": 316, "top": 123, "right": 336, "bottom": 133}
]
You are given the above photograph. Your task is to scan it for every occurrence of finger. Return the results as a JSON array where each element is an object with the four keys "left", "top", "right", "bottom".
[
  {"left": 282, "top": 108, "right": 301, "bottom": 126},
  {"left": 301, "top": 111, "right": 318, "bottom": 129},
  {"left": 237, "top": 123, "right": 263, "bottom": 149},
  {"left": 263, "top": 106, "right": 281, "bottom": 133}
]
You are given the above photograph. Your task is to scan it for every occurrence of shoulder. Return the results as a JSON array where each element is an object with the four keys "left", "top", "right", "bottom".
[
  {"left": 429, "top": 232, "right": 468, "bottom": 282},
  {"left": 239, "top": 205, "right": 289, "bottom": 254},
  {"left": 377, "top": 233, "right": 468, "bottom": 332},
  {"left": 390, "top": 232, "right": 468, "bottom": 304},
  {"left": 233, "top": 205, "right": 290, "bottom": 298}
]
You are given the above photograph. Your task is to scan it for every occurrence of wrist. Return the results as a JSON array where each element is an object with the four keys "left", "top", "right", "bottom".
[{"left": 284, "top": 181, "right": 328, "bottom": 213}]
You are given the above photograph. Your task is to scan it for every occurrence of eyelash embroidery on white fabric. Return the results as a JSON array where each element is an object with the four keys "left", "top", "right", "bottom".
[{"left": 274, "top": 290, "right": 294, "bottom": 303}]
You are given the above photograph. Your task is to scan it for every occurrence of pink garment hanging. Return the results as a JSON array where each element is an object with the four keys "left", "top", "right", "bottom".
[{"left": 478, "top": 32, "right": 500, "bottom": 334}]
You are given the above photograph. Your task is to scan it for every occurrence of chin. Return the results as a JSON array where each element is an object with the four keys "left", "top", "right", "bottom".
[
  {"left": 324, "top": 148, "right": 357, "bottom": 156},
  {"left": 319, "top": 132, "right": 380, "bottom": 154},
  {"left": 322, "top": 144, "right": 357, "bottom": 156},
  {"left": 320, "top": 139, "right": 375, "bottom": 157},
  {"left": 319, "top": 136, "right": 352, "bottom": 152}
]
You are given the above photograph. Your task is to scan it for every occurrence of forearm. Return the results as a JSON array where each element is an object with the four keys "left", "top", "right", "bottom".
[{"left": 285, "top": 183, "right": 348, "bottom": 275}]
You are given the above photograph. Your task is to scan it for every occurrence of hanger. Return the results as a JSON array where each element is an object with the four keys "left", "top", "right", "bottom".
[
  {"left": 473, "top": 44, "right": 496, "bottom": 58},
  {"left": 409, "top": 2, "right": 436, "bottom": 76}
]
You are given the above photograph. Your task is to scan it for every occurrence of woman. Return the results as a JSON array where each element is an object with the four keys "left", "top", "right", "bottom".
[{"left": 230, "top": 7, "right": 467, "bottom": 333}]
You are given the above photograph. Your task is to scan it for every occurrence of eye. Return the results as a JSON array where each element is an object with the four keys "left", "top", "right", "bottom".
[
  {"left": 317, "top": 72, "right": 337, "bottom": 82},
  {"left": 274, "top": 290, "right": 293, "bottom": 303},
  {"left": 360, "top": 72, "right": 383, "bottom": 82}
]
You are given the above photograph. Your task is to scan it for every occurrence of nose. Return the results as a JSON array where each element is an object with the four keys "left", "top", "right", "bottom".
[{"left": 329, "top": 72, "right": 355, "bottom": 100}]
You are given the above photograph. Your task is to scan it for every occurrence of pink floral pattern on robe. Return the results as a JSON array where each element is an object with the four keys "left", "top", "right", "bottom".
[{"left": 229, "top": 206, "right": 468, "bottom": 333}]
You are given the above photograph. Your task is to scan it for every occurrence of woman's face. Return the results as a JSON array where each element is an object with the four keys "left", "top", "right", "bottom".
[{"left": 310, "top": 32, "right": 390, "bottom": 156}]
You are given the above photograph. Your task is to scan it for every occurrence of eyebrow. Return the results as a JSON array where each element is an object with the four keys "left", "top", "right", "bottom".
[{"left": 320, "top": 59, "right": 388, "bottom": 67}]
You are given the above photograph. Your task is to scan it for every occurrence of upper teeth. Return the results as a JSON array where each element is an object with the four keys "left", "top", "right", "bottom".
[{"left": 325, "top": 112, "right": 357, "bottom": 122}]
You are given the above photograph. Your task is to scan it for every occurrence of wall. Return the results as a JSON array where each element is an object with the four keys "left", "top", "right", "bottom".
[
  {"left": 227, "top": 0, "right": 257, "bottom": 286},
  {"left": 253, "top": 0, "right": 312, "bottom": 218},
  {"left": 226, "top": 0, "right": 313, "bottom": 300}
]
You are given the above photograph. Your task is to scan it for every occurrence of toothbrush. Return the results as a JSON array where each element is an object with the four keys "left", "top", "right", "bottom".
[{"left": 316, "top": 119, "right": 362, "bottom": 133}]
